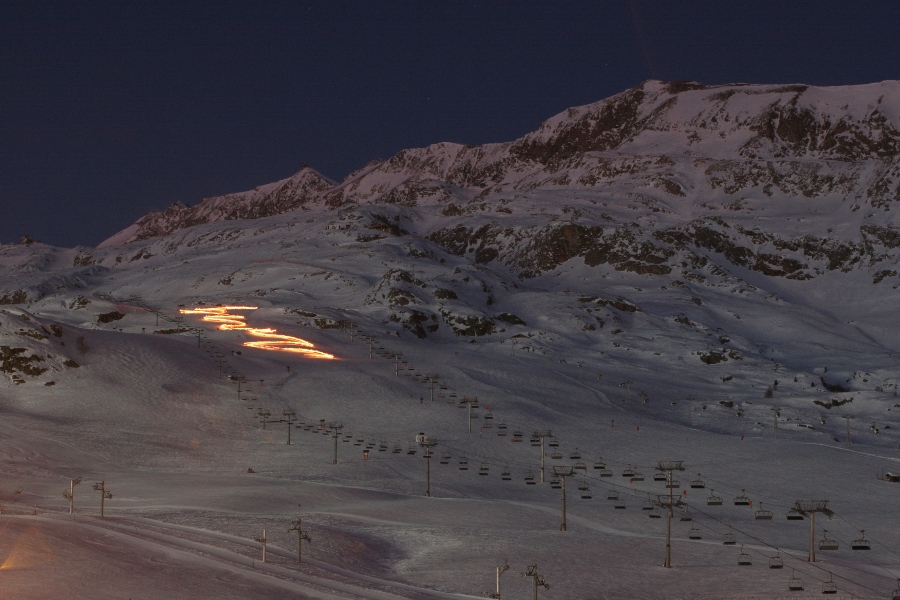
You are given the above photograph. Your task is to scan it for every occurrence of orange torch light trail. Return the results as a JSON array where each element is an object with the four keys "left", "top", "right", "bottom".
[{"left": 180, "top": 306, "right": 335, "bottom": 359}]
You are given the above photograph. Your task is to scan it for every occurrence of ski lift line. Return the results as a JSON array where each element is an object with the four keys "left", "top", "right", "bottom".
[
  {"left": 834, "top": 513, "right": 900, "bottom": 560},
  {"left": 686, "top": 503, "right": 887, "bottom": 597}
]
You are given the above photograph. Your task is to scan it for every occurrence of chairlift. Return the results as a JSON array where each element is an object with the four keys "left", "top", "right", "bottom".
[
  {"left": 788, "top": 570, "right": 804, "bottom": 591},
  {"left": 548, "top": 436, "right": 559, "bottom": 448},
  {"left": 599, "top": 468, "right": 613, "bottom": 477},
  {"left": 578, "top": 480, "right": 589, "bottom": 491},
  {"left": 524, "top": 471, "right": 536, "bottom": 485},
  {"left": 769, "top": 553, "right": 784, "bottom": 569},
  {"left": 786, "top": 508, "right": 804, "bottom": 520},
  {"left": 551, "top": 451, "right": 563, "bottom": 460},
  {"left": 631, "top": 472, "right": 645, "bottom": 482},
  {"left": 614, "top": 498, "right": 627, "bottom": 509},
  {"left": 723, "top": 529, "right": 737, "bottom": 545},
  {"left": 649, "top": 509, "right": 662, "bottom": 519},
  {"left": 607, "top": 489, "right": 619, "bottom": 501},
  {"left": 822, "top": 573, "right": 837, "bottom": 595},
  {"left": 569, "top": 448, "right": 582, "bottom": 460},
  {"left": 622, "top": 466, "right": 636, "bottom": 478},
  {"left": 407, "top": 443, "right": 417, "bottom": 455},
  {"left": 593, "top": 459, "right": 606, "bottom": 470},
  {"left": 755, "top": 502, "right": 773, "bottom": 520},
  {"left": 354, "top": 438, "right": 363, "bottom": 446},
  {"left": 483, "top": 412, "right": 493, "bottom": 420},
  {"left": 581, "top": 486, "right": 592, "bottom": 500},
  {"left": 688, "top": 527, "right": 702, "bottom": 540},
  {"left": 851, "top": 530, "right": 870, "bottom": 550},
  {"left": 734, "top": 489, "right": 751, "bottom": 506},
  {"left": 690, "top": 474, "right": 706, "bottom": 489},
  {"left": 642, "top": 496, "right": 655, "bottom": 511},
  {"left": 737, "top": 546, "right": 752, "bottom": 565},
  {"left": 440, "top": 452, "right": 451, "bottom": 465},
  {"left": 497, "top": 423, "right": 508, "bottom": 436},
  {"left": 378, "top": 441, "right": 388, "bottom": 452},
  {"left": 818, "top": 530, "right": 839, "bottom": 551},
  {"left": 679, "top": 508, "right": 692, "bottom": 522},
  {"left": 512, "top": 430, "right": 524, "bottom": 442},
  {"left": 458, "top": 458, "right": 469, "bottom": 470},
  {"left": 707, "top": 489, "right": 723, "bottom": 506},
  {"left": 550, "top": 477, "right": 562, "bottom": 489},
  {"left": 653, "top": 471, "right": 668, "bottom": 482},
  {"left": 479, "top": 463, "right": 489, "bottom": 476},
  {"left": 574, "top": 461, "right": 587, "bottom": 471},
  {"left": 392, "top": 443, "right": 402, "bottom": 454},
  {"left": 501, "top": 468, "right": 512, "bottom": 481},
  {"left": 530, "top": 435, "right": 541, "bottom": 447}
]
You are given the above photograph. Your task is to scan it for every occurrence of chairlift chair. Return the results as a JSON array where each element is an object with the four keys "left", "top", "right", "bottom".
[
  {"left": 458, "top": 458, "right": 468, "bottom": 470},
  {"left": 688, "top": 527, "right": 702, "bottom": 540},
  {"left": 600, "top": 468, "right": 613, "bottom": 477},
  {"left": 501, "top": 468, "right": 512, "bottom": 481},
  {"left": 788, "top": 570, "right": 804, "bottom": 591},
  {"left": 690, "top": 474, "right": 706, "bottom": 489},
  {"left": 707, "top": 490, "right": 723, "bottom": 506},
  {"left": 786, "top": 508, "right": 804, "bottom": 520},
  {"left": 483, "top": 412, "right": 493, "bottom": 420},
  {"left": 551, "top": 450, "right": 563, "bottom": 460},
  {"left": 818, "top": 530, "right": 839, "bottom": 551},
  {"left": 593, "top": 459, "right": 606, "bottom": 470},
  {"left": 614, "top": 498, "right": 627, "bottom": 509},
  {"left": 769, "top": 553, "right": 784, "bottom": 569},
  {"left": 607, "top": 489, "right": 619, "bottom": 501},
  {"left": 622, "top": 466, "right": 636, "bottom": 478},
  {"left": 512, "top": 430, "right": 524, "bottom": 442},
  {"left": 734, "top": 489, "right": 751, "bottom": 506},
  {"left": 679, "top": 508, "right": 693, "bottom": 522},
  {"left": 654, "top": 471, "right": 668, "bottom": 482},
  {"left": 851, "top": 530, "right": 871, "bottom": 550},
  {"left": 569, "top": 448, "right": 582, "bottom": 460},
  {"left": 642, "top": 496, "right": 655, "bottom": 511},
  {"left": 439, "top": 452, "right": 451, "bottom": 464},
  {"left": 578, "top": 480, "right": 589, "bottom": 491},
  {"left": 649, "top": 509, "right": 662, "bottom": 519},
  {"left": 524, "top": 472, "right": 536, "bottom": 485},
  {"left": 723, "top": 531, "right": 737, "bottom": 546},
  {"left": 392, "top": 443, "right": 402, "bottom": 454},
  {"left": 822, "top": 574, "right": 837, "bottom": 595},
  {"left": 737, "top": 547, "right": 752, "bottom": 565},
  {"left": 574, "top": 461, "right": 587, "bottom": 471},
  {"left": 548, "top": 437, "right": 559, "bottom": 448},
  {"left": 631, "top": 472, "right": 645, "bottom": 482},
  {"left": 530, "top": 435, "right": 541, "bottom": 447},
  {"left": 496, "top": 423, "right": 508, "bottom": 436},
  {"left": 378, "top": 441, "right": 388, "bottom": 452},
  {"left": 550, "top": 477, "right": 562, "bottom": 489},
  {"left": 581, "top": 486, "right": 592, "bottom": 500},
  {"left": 478, "top": 463, "right": 489, "bottom": 476},
  {"left": 755, "top": 502, "right": 773, "bottom": 520}
]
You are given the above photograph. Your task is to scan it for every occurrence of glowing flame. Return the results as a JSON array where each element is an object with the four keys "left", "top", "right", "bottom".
[{"left": 180, "top": 306, "right": 335, "bottom": 359}]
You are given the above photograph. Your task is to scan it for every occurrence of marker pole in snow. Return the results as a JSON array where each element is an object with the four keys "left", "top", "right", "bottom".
[{"left": 253, "top": 529, "right": 267, "bottom": 563}]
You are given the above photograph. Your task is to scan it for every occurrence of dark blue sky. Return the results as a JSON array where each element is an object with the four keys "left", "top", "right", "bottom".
[{"left": 3, "top": 1, "right": 899, "bottom": 248}]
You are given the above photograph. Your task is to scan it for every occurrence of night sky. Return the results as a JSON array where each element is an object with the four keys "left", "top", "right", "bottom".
[{"left": 3, "top": 1, "right": 900, "bottom": 248}]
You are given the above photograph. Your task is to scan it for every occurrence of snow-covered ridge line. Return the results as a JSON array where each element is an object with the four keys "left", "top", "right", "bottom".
[{"left": 101, "top": 79, "right": 900, "bottom": 247}]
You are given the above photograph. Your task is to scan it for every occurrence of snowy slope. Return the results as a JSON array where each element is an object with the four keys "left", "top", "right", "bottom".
[{"left": 1, "top": 80, "right": 900, "bottom": 599}]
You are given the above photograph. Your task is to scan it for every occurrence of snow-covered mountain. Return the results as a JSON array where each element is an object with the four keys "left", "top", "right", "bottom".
[{"left": 2, "top": 81, "right": 900, "bottom": 599}]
